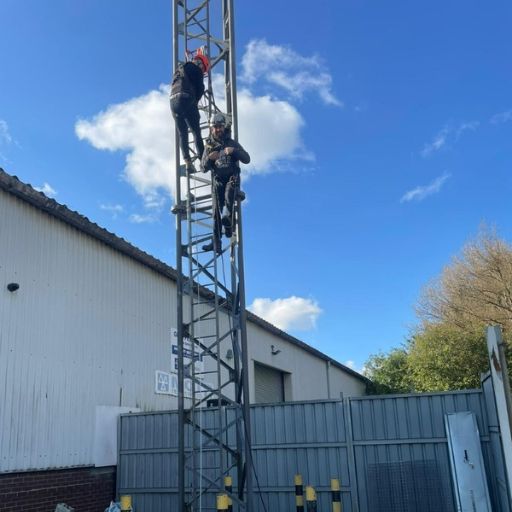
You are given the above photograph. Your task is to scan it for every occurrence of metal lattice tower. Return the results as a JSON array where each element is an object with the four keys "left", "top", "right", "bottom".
[{"left": 172, "top": 1, "right": 253, "bottom": 511}]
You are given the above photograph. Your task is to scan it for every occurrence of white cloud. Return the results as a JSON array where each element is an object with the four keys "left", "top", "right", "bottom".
[
  {"left": 129, "top": 213, "right": 158, "bottom": 224},
  {"left": 456, "top": 121, "right": 479, "bottom": 138},
  {"left": 75, "top": 40, "right": 339, "bottom": 210},
  {"left": 241, "top": 39, "right": 342, "bottom": 107},
  {"left": 34, "top": 182, "right": 57, "bottom": 198},
  {"left": 100, "top": 203, "right": 123, "bottom": 212},
  {"left": 209, "top": 73, "right": 312, "bottom": 173},
  {"left": 100, "top": 203, "right": 124, "bottom": 218},
  {"left": 343, "top": 360, "right": 365, "bottom": 374},
  {"left": 400, "top": 173, "right": 451, "bottom": 203},
  {"left": 421, "top": 121, "right": 479, "bottom": 157},
  {"left": 248, "top": 296, "right": 322, "bottom": 332},
  {"left": 0, "top": 120, "right": 12, "bottom": 145},
  {"left": 238, "top": 88, "right": 312, "bottom": 174},
  {"left": 76, "top": 83, "right": 308, "bottom": 206},
  {"left": 421, "top": 126, "right": 450, "bottom": 157},
  {"left": 490, "top": 109, "right": 512, "bottom": 124},
  {"left": 75, "top": 85, "right": 173, "bottom": 208}
]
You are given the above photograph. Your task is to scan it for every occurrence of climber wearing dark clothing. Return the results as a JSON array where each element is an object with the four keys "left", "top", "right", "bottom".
[
  {"left": 201, "top": 112, "right": 250, "bottom": 253},
  {"left": 170, "top": 53, "right": 210, "bottom": 172}
]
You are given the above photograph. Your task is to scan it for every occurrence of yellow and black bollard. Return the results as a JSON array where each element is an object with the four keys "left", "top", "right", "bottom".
[
  {"left": 331, "top": 479, "right": 342, "bottom": 512},
  {"left": 305, "top": 485, "right": 317, "bottom": 512},
  {"left": 224, "top": 476, "right": 233, "bottom": 512},
  {"left": 120, "top": 495, "right": 132, "bottom": 512},
  {"left": 294, "top": 474, "right": 304, "bottom": 512},
  {"left": 217, "top": 493, "right": 229, "bottom": 511}
]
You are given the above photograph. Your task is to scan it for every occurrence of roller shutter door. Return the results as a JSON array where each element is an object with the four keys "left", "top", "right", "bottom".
[{"left": 254, "top": 362, "right": 284, "bottom": 403}]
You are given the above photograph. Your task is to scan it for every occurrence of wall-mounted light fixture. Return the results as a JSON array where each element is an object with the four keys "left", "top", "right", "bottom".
[
  {"left": 226, "top": 349, "right": 234, "bottom": 361},
  {"left": 7, "top": 283, "right": 19, "bottom": 292},
  {"left": 271, "top": 345, "right": 281, "bottom": 356}
]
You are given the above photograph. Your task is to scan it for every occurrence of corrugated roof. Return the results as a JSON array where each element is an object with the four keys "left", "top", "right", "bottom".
[{"left": 0, "top": 167, "right": 369, "bottom": 384}]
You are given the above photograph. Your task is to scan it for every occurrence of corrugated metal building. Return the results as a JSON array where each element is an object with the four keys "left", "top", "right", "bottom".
[{"left": 0, "top": 169, "right": 367, "bottom": 509}]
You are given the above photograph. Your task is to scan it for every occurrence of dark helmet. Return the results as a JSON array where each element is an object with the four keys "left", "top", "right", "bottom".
[{"left": 209, "top": 112, "right": 227, "bottom": 128}]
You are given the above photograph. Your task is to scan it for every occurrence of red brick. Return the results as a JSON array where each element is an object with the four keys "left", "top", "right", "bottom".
[{"left": 0, "top": 467, "right": 115, "bottom": 512}]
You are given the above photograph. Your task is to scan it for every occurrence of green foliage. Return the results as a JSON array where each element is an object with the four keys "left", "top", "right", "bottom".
[
  {"left": 407, "top": 324, "right": 488, "bottom": 392},
  {"left": 363, "top": 348, "right": 412, "bottom": 394}
]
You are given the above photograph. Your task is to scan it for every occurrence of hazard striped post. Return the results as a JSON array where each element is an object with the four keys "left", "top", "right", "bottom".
[
  {"left": 224, "top": 476, "right": 233, "bottom": 512},
  {"left": 217, "top": 493, "right": 229, "bottom": 511},
  {"left": 331, "top": 478, "right": 342, "bottom": 512},
  {"left": 294, "top": 474, "right": 304, "bottom": 512},
  {"left": 305, "top": 485, "right": 317, "bottom": 512},
  {"left": 120, "top": 495, "right": 132, "bottom": 511}
]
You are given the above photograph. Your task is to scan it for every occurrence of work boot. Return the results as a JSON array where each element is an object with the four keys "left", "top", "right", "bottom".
[
  {"left": 221, "top": 215, "right": 232, "bottom": 238},
  {"left": 202, "top": 241, "right": 222, "bottom": 254},
  {"left": 184, "top": 158, "right": 196, "bottom": 173}
]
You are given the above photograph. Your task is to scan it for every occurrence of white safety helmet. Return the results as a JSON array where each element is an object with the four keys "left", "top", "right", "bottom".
[{"left": 209, "top": 112, "right": 227, "bottom": 128}]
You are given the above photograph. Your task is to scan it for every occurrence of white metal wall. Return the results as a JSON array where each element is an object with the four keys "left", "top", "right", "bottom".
[
  {"left": 0, "top": 189, "right": 365, "bottom": 472},
  {"left": 248, "top": 322, "right": 366, "bottom": 402},
  {"left": 0, "top": 191, "right": 180, "bottom": 472}
]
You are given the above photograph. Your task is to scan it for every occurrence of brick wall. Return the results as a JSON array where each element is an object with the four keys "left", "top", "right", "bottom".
[{"left": 0, "top": 466, "right": 116, "bottom": 512}]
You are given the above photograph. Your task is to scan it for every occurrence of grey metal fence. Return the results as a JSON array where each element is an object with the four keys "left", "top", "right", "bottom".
[
  {"left": 482, "top": 373, "right": 512, "bottom": 512},
  {"left": 117, "top": 381, "right": 511, "bottom": 511}
]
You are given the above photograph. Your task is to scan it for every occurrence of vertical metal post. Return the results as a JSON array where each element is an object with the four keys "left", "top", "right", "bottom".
[
  {"left": 172, "top": 2, "right": 186, "bottom": 511},
  {"left": 343, "top": 397, "right": 360, "bottom": 512},
  {"left": 487, "top": 326, "right": 512, "bottom": 501},
  {"left": 224, "top": 0, "right": 239, "bottom": 140}
]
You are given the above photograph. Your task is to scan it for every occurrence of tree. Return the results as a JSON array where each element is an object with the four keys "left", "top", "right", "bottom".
[
  {"left": 363, "top": 348, "right": 412, "bottom": 394},
  {"left": 407, "top": 324, "right": 488, "bottom": 392},
  {"left": 417, "top": 228, "right": 512, "bottom": 341},
  {"left": 364, "top": 229, "right": 512, "bottom": 394}
]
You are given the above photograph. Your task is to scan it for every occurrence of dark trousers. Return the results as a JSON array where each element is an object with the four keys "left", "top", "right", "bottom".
[
  {"left": 170, "top": 95, "right": 204, "bottom": 161},
  {"left": 213, "top": 175, "right": 239, "bottom": 244}
]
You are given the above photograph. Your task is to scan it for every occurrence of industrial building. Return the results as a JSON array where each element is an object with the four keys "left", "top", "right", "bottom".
[{"left": 0, "top": 168, "right": 368, "bottom": 510}]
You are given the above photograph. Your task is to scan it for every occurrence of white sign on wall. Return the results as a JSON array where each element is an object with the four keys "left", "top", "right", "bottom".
[
  {"left": 170, "top": 327, "right": 204, "bottom": 376},
  {"left": 156, "top": 330, "right": 209, "bottom": 400},
  {"left": 155, "top": 370, "right": 176, "bottom": 395},
  {"left": 154, "top": 370, "right": 211, "bottom": 400}
]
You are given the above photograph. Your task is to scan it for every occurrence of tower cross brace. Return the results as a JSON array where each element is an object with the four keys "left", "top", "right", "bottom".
[{"left": 172, "top": 1, "right": 253, "bottom": 510}]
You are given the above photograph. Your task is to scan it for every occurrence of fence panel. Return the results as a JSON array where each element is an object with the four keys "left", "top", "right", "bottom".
[{"left": 118, "top": 387, "right": 509, "bottom": 511}]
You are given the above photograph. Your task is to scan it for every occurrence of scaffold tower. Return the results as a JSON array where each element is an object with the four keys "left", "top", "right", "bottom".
[{"left": 172, "top": 1, "right": 253, "bottom": 511}]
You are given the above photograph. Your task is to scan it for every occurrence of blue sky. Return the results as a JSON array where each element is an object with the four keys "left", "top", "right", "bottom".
[{"left": 1, "top": 0, "right": 512, "bottom": 372}]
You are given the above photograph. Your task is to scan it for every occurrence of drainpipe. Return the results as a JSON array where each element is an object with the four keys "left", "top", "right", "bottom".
[{"left": 326, "top": 360, "right": 332, "bottom": 399}]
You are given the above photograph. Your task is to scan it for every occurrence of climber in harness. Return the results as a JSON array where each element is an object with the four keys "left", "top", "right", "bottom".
[
  {"left": 201, "top": 112, "right": 250, "bottom": 253},
  {"left": 170, "top": 50, "right": 210, "bottom": 172}
]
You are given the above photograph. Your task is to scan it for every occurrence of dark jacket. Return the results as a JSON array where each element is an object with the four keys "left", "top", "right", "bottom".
[
  {"left": 170, "top": 62, "right": 205, "bottom": 103},
  {"left": 201, "top": 135, "right": 251, "bottom": 180}
]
